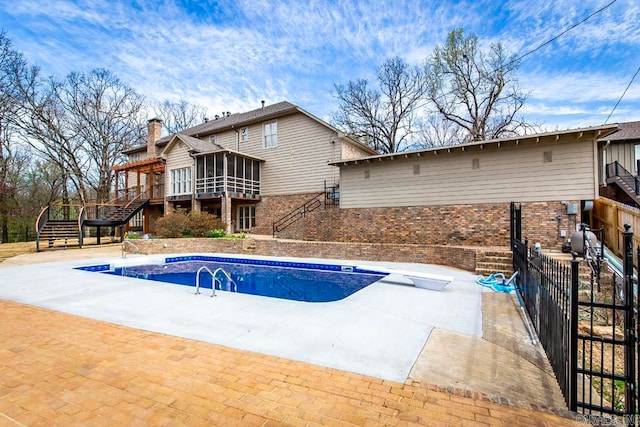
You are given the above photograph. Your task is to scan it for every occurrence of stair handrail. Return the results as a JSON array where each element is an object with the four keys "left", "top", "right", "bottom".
[
  {"left": 92, "top": 190, "right": 148, "bottom": 222},
  {"left": 35, "top": 205, "right": 50, "bottom": 252},
  {"left": 605, "top": 161, "right": 640, "bottom": 195},
  {"left": 118, "top": 190, "right": 147, "bottom": 221},
  {"left": 77, "top": 206, "right": 85, "bottom": 248},
  {"left": 272, "top": 191, "right": 325, "bottom": 236}
]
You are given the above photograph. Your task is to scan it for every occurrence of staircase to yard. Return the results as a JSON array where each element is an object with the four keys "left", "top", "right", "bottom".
[
  {"left": 35, "top": 193, "right": 149, "bottom": 251},
  {"left": 37, "top": 220, "right": 81, "bottom": 251}
]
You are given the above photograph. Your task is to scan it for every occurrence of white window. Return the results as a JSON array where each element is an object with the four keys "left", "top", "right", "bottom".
[
  {"left": 263, "top": 121, "right": 277, "bottom": 148},
  {"left": 209, "top": 135, "right": 216, "bottom": 144},
  {"left": 237, "top": 205, "right": 256, "bottom": 230},
  {"left": 241, "top": 127, "right": 249, "bottom": 142},
  {"left": 170, "top": 167, "right": 192, "bottom": 195}
]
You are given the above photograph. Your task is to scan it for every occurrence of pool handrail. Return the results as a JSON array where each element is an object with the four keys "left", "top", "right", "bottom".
[
  {"left": 195, "top": 266, "right": 237, "bottom": 297},
  {"left": 214, "top": 268, "right": 238, "bottom": 293},
  {"left": 122, "top": 240, "right": 139, "bottom": 258}
]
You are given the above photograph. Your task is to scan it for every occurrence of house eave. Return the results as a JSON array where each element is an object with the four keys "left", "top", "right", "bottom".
[{"left": 330, "top": 124, "right": 620, "bottom": 167}]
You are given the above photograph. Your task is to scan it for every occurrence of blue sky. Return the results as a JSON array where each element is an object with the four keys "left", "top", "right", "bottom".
[{"left": 0, "top": 0, "right": 638, "bottom": 131}]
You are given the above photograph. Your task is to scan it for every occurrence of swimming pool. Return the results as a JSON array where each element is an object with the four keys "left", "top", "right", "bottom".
[{"left": 76, "top": 255, "right": 387, "bottom": 302}]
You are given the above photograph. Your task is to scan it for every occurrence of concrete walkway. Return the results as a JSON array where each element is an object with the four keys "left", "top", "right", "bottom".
[{"left": 0, "top": 245, "right": 583, "bottom": 425}]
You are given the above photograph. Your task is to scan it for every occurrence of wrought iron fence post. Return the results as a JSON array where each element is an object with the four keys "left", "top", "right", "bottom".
[
  {"left": 622, "top": 224, "right": 636, "bottom": 417},
  {"left": 570, "top": 252, "right": 579, "bottom": 412}
]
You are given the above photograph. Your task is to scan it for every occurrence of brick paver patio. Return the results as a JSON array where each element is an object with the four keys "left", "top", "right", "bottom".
[{"left": 0, "top": 299, "right": 584, "bottom": 426}]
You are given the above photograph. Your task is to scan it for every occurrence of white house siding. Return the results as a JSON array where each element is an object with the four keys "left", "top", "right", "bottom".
[
  {"left": 203, "top": 113, "right": 340, "bottom": 195},
  {"left": 340, "top": 138, "right": 596, "bottom": 208},
  {"left": 163, "top": 140, "right": 194, "bottom": 195},
  {"left": 604, "top": 141, "right": 636, "bottom": 175}
]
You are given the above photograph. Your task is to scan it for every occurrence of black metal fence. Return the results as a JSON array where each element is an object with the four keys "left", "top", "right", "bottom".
[{"left": 511, "top": 205, "right": 639, "bottom": 423}]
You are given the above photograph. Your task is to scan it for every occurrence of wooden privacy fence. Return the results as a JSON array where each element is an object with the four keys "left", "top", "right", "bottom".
[{"left": 592, "top": 197, "right": 640, "bottom": 259}]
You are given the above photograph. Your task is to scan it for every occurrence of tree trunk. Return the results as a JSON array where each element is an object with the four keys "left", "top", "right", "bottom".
[{"left": 1, "top": 213, "right": 8, "bottom": 243}]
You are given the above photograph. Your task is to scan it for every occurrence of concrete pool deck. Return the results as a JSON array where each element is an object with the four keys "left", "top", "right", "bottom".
[{"left": 0, "top": 245, "right": 582, "bottom": 425}]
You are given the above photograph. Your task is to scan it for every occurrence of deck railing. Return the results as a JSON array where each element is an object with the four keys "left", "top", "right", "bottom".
[{"left": 195, "top": 176, "right": 260, "bottom": 196}]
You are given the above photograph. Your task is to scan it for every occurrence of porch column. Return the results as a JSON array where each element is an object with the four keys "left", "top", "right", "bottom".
[
  {"left": 124, "top": 172, "right": 129, "bottom": 200},
  {"left": 222, "top": 153, "right": 231, "bottom": 232},
  {"left": 222, "top": 195, "right": 232, "bottom": 234}
]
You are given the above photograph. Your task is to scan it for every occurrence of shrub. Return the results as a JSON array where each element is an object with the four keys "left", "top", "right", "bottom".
[
  {"left": 154, "top": 209, "right": 227, "bottom": 238},
  {"left": 154, "top": 211, "right": 189, "bottom": 238},
  {"left": 187, "top": 211, "right": 226, "bottom": 237},
  {"left": 206, "top": 229, "right": 227, "bottom": 238}
]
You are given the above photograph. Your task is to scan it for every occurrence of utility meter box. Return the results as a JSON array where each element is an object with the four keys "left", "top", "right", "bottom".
[{"left": 566, "top": 203, "right": 579, "bottom": 215}]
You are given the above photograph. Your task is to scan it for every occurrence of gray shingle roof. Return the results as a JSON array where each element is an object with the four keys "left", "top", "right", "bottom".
[
  {"left": 174, "top": 134, "right": 223, "bottom": 153},
  {"left": 598, "top": 121, "right": 640, "bottom": 141},
  {"left": 163, "top": 133, "right": 264, "bottom": 161},
  {"left": 156, "top": 101, "right": 297, "bottom": 145}
]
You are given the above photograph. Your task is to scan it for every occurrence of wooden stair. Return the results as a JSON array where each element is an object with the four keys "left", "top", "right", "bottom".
[
  {"left": 475, "top": 250, "right": 513, "bottom": 277},
  {"left": 605, "top": 161, "right": 640, "bottom": 206},
  {"left": 104, "top": 200, "right": 147, "bottom": 223},
  {"left": 37, "top": 220, "right": 81, "bottom": 250}
]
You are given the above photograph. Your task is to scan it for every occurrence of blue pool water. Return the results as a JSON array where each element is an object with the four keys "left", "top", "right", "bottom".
[{"left": 76, "top": 255, "right": 386, "bottom": 303}]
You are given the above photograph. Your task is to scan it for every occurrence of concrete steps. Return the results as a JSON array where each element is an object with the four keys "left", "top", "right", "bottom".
[{"left": 475, "top": 250, "right": 513, "bottom": 277}]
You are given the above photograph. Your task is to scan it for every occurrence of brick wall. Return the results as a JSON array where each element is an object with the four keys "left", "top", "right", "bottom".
[
  {"left": 520, "top": 201, "right": 581, "bottom": 250},
  {"left": 252, "top": 192, "right": 321, "bottom": 235},
  {"left": 131, "top": 238, "right": 486, "bottom": 272},
  {"left": 257, "top": 195, "right": 580, "bottom": 251}
]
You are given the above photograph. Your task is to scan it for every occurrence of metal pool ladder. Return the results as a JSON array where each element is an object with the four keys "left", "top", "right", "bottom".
[
  {"left": 121, "top": 240, "right": 139, "bottom": 258},
  {"left": 195, "top": 267, "right": 237, "bottom": 297}
]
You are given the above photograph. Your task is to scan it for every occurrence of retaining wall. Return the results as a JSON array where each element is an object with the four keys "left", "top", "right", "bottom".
[{"left": 130, "top": 237, "right": 506, "bottom": 272}]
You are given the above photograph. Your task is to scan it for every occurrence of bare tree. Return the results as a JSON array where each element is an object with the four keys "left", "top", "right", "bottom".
[
  {"left": 11, "top": 64, "right": 90, "bottom": 205},
  {"left": 333, "top": 57, "right": 426, "bottom": 153},
  {"left": 424, "top": 27, "right": 528, "bottom": 142},
  {"left": 61, "top": 69, "right": 146, "bottom": 202},
  {"left": 154, "top": 99, "right": 208, "bottom": 134},
  {"left": 0, "top": 31, "right": 30, "bottom": 242},
  {"left": 416, "top": 113, "right": 465, "bottom": 148},
  {"left": 11, "top": 65, "right": 145, "bottom": 204}
]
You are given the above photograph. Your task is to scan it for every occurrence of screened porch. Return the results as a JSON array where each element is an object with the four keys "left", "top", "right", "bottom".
[{"left": 195, "top": 152, "right": 261, "bottom": 198}]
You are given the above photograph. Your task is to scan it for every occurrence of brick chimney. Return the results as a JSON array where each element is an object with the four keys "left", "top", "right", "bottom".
[{"left": 147, "top": 118, "right": 162, "bottom": 157}]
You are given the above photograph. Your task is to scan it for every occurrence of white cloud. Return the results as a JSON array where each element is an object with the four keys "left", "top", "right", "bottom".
[
  {"left": 0, "top": 0, "right": 638, "bottom": 131},
  {"left": 521, "top": 69, "right": 640, "bottom": 104}
]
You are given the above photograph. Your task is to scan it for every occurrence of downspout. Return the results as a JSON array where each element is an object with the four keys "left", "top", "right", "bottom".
[
  {"left": 602, "top": 139, "right": 611, "bottom": 187},
  {"left": 232, "top": 125, "right": 240, "bottom": 151}
]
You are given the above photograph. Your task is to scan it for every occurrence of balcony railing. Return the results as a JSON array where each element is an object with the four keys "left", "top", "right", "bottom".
[
  {"left": 116, "top": 184, "right": 165, "bottom": 201},
  {"left": 227, "top": 176, "right": 260, "bottom": 195},
  {"left": 195, "top": 176, "right": 224, "bottom": 194},
  {"left": 195, "top": 176, "right": 260, "bottom": 196}
]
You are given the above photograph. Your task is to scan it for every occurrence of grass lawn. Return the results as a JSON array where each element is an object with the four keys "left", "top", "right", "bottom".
[{"left": 0, "top": 242, "right": 36, "bottom": 263}]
